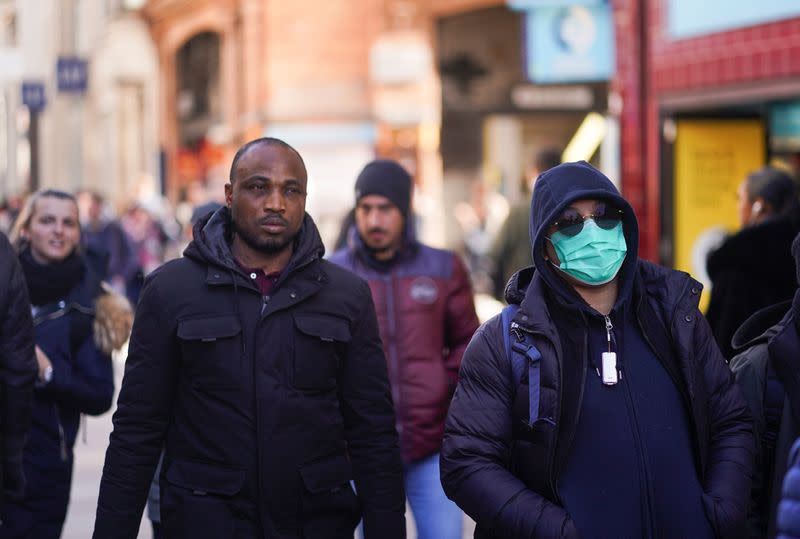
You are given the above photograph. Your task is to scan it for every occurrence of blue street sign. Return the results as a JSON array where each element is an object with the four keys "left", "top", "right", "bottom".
[
  {"left": 57, "top": 57, "right": 88, "bottom": 93},
  {"left": 21, "top": 82, "right": 46, "bottom": 112},
  {"left": 524, "top": 3, "right": 615, "bottom": 84}
]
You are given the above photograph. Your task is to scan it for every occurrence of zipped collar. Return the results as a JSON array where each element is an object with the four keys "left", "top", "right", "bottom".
[
  {"left": 31, "top": 262, "right": 101, "bottom": 325},
  {"left": 731, "top": 300, "right": 791, "bottom": 352},
  {"left": 187, "top": 208, "right": 326, "bottom": 293}
]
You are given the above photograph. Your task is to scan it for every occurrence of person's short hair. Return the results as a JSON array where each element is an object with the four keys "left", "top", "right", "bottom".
[
  {"left": 533, "top": 147, "right": 562, "bottom": 174},
  {"left": 228, "top": 137, "right": 306, "bottom": 183},
  {"left": 745, "top": 166, "right": 799, "bottom": 216}
]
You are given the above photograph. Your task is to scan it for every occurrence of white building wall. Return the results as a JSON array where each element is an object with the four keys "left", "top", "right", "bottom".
[{"left": 6, "top": 0, "right": 157, "bottom": 208}]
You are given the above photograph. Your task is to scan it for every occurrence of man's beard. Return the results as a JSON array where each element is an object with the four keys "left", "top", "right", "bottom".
[
  {"left": 232, "top": 220, "right": 297, "bottom": 255},
  {"left": 363, "top": 242, "right": 393, "bottom": 256},
  {"left": 360, "top": 228, "right": 402, "bottom": 260}
]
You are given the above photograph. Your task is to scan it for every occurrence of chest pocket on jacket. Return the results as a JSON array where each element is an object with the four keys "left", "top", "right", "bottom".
[
  {"left": 293, "top": 314, "right": 351, "bottom": 391},
  {"left": 177, "top": 316, "right": 242, "bottom": 389}
]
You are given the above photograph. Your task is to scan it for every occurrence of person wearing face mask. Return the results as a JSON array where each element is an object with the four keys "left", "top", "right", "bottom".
[
  {"left": 2, "top": 190, "right": 127, "bottom": 539},
  {"left": 707, "top": 166, "right": 800, "bottom": 360},
  {"left": 441, "top": 161, "right": 754, "bottom": 538}
]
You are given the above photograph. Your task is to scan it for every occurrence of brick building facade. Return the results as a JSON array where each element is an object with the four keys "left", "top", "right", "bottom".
[
  {"left": 614, "top": 0, "right": 800, "bottom": 262},
  {"left": 139, "top": 0, "right": 800, "bottom": 260}
]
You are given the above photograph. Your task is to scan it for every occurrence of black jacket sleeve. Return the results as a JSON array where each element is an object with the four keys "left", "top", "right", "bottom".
[
  {"left": 441, "top": 319, "right": 577, "bottom": 539},
  {"left": 339, "top": 280, "right": 406, "bottom": 539},
  {"left": 730, "top": 343, "right": 769, "bottom": 538},
  {"left": 0, "top": 233, "right": 37, "bottom": 501},
  {"left": 94, "top": 273, "right": 178, "bottom": 538},
  {"left": 37, "top": 324, "right": 114, "bottom": 416},
  {"left": 694, "top": 310, "right": 755, "bottom": 539}
]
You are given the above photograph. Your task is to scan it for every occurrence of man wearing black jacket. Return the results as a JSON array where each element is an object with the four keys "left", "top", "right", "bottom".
[
  {"left": 0, "top": 232, "right": 37, "bottom": 510},
  {"left": 441, "top": 161, "right": 754, "bottom": 538},
  {"left": 94, "top": 138, "right": 405, "bottom": 538},
  {"left": 731, "top": 232, "right": 800, "bottom": 538}
]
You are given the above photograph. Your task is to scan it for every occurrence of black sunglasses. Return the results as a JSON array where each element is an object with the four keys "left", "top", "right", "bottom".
[{"left": 550, "top": 202, "right": 624, "bottom": 237}]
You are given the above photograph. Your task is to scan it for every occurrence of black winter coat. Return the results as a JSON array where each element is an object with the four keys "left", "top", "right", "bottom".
[
  {"left": 0, "top": 233, "right": 36, "bottom": 506},
  {"left": 441, "top": 261, "right": 754, "bottom": 539},
  {"left": 707, "top": 214, "right": 800, "bottom": 359},
  {"left": 1, "top": 255, "right": 115, "bottom": 539},
  {"left": 731, "top": 292, "right": 800, "bottom": 539},
  {"left": 94, "top": 209, "right": 406, "bottom": 539}
]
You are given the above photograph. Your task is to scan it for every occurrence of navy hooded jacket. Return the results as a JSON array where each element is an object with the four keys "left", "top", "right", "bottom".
[{"left": 441, "top": 162, "right": 754, "bottom": 538}]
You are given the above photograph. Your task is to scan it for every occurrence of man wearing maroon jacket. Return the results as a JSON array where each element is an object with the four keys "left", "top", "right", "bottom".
[{"left": 330, "top": 159, "right": 480, "bottom": 539}]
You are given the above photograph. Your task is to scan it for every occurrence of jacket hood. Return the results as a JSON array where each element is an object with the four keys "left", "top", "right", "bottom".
[
  {"left": 185, "top": 206, "right": 325, "bottom": 276},
  {"left": 504, "top": 265, "right": 534, "bottom": 305},
  {"left": 731, "top": 299, "right": 791, "bottom": 351},
  {"left": 528, "top": 161, "right": 639, "bottom": 311}
]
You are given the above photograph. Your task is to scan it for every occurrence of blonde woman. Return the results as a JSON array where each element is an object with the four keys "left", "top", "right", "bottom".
[{"left": 3, "top": 189, "right": 129, "bottom": 539}]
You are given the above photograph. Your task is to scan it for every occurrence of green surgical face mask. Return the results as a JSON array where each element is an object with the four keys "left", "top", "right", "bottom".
[{"left": 547, "top": 219, "right": 627, "bottom": 286}]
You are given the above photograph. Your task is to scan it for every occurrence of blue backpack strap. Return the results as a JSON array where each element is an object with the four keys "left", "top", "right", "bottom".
[{"left": 501, "top": 304, "right": 542, "bottom": 427}]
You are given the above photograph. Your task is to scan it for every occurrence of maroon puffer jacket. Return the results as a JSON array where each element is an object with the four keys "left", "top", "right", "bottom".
[{"left": 330, "top": 236, "right": 479, "bottom": 462}]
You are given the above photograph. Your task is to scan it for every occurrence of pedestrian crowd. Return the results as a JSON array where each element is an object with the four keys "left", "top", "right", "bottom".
[{"left": 2, "top": 137, "right": 800, "bottom": 538}]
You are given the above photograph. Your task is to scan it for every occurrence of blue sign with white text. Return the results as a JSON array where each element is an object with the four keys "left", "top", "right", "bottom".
[
  {"left": 57, "top": 57, "right": 88, "bottom": 93},
  {"left": 668, "top": 0, "right": 800, "bottom": 39},
  {"left": 524, "top": 3, "right": 615, "bottom": 83},
  {"left": 770, "top": 101, "right": 800, "bottom": 150},
  {"left": 21, "top": 82, "right": 46, "bottom": 112}
]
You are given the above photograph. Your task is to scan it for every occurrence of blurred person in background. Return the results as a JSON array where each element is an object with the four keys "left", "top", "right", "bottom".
[
  {"left": 0, "top": 196, "right": 25, "bottom": 235},
  {"left": 0, "top": 201, "right": 14, "bottom": 234},
  {"left": 333, "top": 208, "right": 356, "bottom": 252},
  {"left": 2, "top": 189, "right": 127, "bottom": 539},
  {"left": 120, "top": 199, "right": 182, "bottom": 305},
  {"left": 94, "top": 138, "right": 405, "bottom": 539},
  {"left": 330, "top": 159, "right": 479, "bottom": 539},
  {"left": 76, "top": 190, "right": 139, "bottom": 297},
  {"left": 454, "top": 178, "right": 509, "bottom": 295},
  {"left": 488, "top": 147, "right": 561, "bottom": 301},
  {"left": 442, "top": 162, "right": 753, "bottom": 538},
  {"left": 0, "top": 232, "right": 37, "bottom": 516},
  {"left": 707, "top": 166, "right": 800, "bottom": 359},
  {"left": 189, "top": 201, "right": 224, "bottom": 238},
  {"left": 730, "top": 232, "right": 800, "bottom": 538}
]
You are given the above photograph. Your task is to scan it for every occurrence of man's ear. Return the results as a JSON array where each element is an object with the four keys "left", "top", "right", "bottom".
[{"left": 224, "top": 183, "right": 233, "bottom": 208}]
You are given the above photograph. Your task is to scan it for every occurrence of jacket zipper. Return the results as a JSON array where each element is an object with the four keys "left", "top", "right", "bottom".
[
  {"left": 384, "top": 273, "right": 402, "bottom": 440},
  {"left": 601, "top": 314, "right": 622, "bottom": 382},
  {"left": 33, "top": 302, "right": 94, "bottom": 327},
  {"left": 619, "top": 358, "right": 656, "bottom": 538}
]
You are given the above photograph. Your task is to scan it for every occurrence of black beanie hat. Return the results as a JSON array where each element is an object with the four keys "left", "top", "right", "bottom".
[{"left": 354, "top": 160, "right": 411, "bottom": 217}]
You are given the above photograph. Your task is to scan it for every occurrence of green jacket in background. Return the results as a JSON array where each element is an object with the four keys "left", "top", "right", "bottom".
[{"left": 488, "top": 202, "right": 531, "bottom": 301}]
